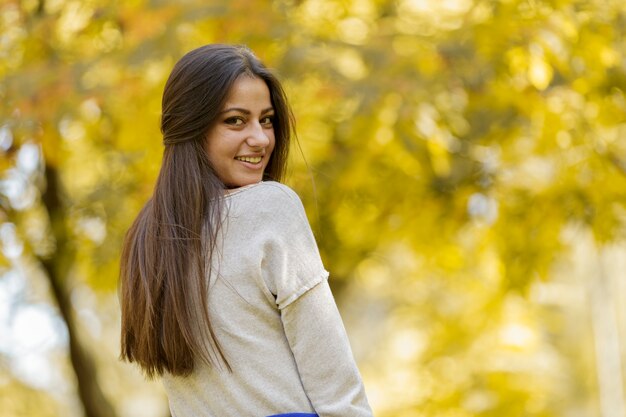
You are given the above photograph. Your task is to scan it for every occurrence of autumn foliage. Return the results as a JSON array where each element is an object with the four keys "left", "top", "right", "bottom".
[{"left": 1, "top": 0, "right": 625, "bottom": 416}]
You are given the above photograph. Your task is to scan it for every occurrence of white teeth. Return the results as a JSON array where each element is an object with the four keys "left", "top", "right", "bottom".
[{"left": 235, "top": 156, "right": 262, "bottom": 163}]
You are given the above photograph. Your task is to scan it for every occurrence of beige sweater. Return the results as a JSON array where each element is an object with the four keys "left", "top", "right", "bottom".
[{"left": 162, "top": 181, "right": 373, "bottom": 417}]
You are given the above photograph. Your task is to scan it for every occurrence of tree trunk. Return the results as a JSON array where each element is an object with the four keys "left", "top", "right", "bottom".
[
  {"left": 40, "top": 164, "right": 119, "bottom": 417},
  {"left": 588, "top": 245, "right": 626, "bottom": 417}
]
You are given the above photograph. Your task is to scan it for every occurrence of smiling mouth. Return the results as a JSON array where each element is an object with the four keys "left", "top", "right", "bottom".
[{"left": 235, "top": 156, "right": 262, "bottom": 164}]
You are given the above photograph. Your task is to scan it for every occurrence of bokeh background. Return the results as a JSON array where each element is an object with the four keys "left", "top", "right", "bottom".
[{"left": 1, "top": 0, "right": 626, "bottom": 416}]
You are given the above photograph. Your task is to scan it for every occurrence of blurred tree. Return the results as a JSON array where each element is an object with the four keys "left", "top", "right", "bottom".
[{"left": 0, "top": 0, "right": 625, "bottom": 416}]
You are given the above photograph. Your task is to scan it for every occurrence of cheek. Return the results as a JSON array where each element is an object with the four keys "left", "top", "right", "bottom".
[{"left": 206, "top": 130, "right": 234, "bottom": 159}]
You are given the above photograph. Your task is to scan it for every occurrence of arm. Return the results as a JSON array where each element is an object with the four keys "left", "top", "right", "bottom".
[
  {"left": 281, "top": 279, "right": 374, "bottom": 417},
  {"left": 256, "top": 182, "right": 373, "bottom": 415}
]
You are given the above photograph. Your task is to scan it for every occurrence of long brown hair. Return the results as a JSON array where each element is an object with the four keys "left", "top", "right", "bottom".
[{"left": 119, "top": 44, "right": 294, "bottom": 378}]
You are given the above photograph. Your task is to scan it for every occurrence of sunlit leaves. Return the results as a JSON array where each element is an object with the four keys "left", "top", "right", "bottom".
[{"left": 1, "top": 0, "right": 626, "bottom": 416}]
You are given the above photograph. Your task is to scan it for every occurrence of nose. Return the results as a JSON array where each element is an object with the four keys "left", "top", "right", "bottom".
[{"left": 246, "top": 122, "right": 271, "bottom": 148}]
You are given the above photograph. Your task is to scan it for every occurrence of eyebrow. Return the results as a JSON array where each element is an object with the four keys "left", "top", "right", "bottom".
[{"left": 220, "top": 107, "right": 274, "bottom": 115}]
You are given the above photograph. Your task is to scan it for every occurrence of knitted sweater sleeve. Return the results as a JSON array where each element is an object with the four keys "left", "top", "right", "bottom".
[
  {"left": 258, "top": 183, "right": 373, "bottom": 416},
  {"left": 258, "top": 183, "right": 329, "bottom": 309},
  {"left": 281, "top": 280, "right": 374, "bottom": 417}
]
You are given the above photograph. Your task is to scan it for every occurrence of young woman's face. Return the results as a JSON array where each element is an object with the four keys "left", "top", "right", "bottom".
[{"left": 205, "top": 75, "right": 275, "bottom": 188}]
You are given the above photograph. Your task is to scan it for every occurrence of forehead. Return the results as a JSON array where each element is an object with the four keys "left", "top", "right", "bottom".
[{"left": 223, "top": 76, "right": 272, "bottom": 107}]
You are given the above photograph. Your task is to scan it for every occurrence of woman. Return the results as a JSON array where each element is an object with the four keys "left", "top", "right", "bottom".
[{"left": 119, "top": 44, "right": 373, "bottom": 417}]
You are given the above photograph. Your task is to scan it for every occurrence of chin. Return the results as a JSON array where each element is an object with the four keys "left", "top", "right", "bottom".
[{"left": 227, "top": 176, "right": 263, "bottom": 188}]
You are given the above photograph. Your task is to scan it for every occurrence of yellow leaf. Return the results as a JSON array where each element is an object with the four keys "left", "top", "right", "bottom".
[{"left": 528, "top": 56, "right": 553, "bottom": 90}]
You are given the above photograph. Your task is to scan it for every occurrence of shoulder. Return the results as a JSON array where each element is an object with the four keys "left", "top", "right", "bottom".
[
  {"left": 255, "top": 181, "right": 301, "bottom": 201},
  {"left": 240, "top": 181, "right": 303, "bottom": 208},
  {"left": 228, "top": 181, "right": 308, "bottom": 220}
]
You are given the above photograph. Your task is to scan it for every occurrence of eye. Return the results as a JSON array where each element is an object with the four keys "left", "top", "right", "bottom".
[
  {"left": 261, "top": 115, "right": 274, "bottom": 126},
  {"left": 225, "top": 116, "right": 245, "bottom": 126}
]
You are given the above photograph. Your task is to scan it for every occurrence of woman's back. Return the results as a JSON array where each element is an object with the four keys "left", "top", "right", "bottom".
[{"left": 163, "top": 182, "right": 370, "bottom": 416}]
